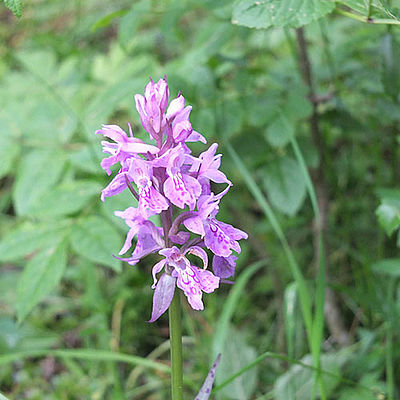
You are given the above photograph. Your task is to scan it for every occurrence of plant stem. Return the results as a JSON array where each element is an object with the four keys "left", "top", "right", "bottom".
[
  {"left": 169, "top": 291, "right": 184, "bottom": 400},
  {"left": 335, "top": 8, "right": 400, "bottom": 25}
]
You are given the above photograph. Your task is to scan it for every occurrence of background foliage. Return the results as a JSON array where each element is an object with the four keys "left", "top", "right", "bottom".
[{"left": 1, "top": 0, "right": 400, "bottom": 399}]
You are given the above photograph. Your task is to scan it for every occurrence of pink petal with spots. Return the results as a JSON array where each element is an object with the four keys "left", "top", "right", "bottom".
[
  {"left": 176, "top": 266, "right": 204, "bottom": 310},
  {"left": 197, "top": 268, "right": 220, "bottom": 293},
  {"left": 204, "top": 221, "right": 234, "bottom": 257}
]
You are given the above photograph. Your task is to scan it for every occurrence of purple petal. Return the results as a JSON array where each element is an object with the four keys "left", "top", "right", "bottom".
[
  {"left": 183, "top": 216, "right": 205, "bottom": 236},
  {"left": 173, "top": 120, "right": 193, "bottom": 142},
  {"left": 118, "top": 227, "right": 138, "bottom": 255},
  {"left": 204, "top": 221, "right": 233, "bottom": 257},
  {"left": 164, "top": 173, "right": 201, "bottom": 210},
  {"left": 173, "top": 106, "right": 192, "bottom": 126},
  {"left": 212, "top": 255, "right": 237, "bottom": 279},
  {"left": 139, "top": 186, "right": 169, "bottom": 215},
  {"left": 218, "top": 221, "right": 248, "bottom": 240},
  {"left": 176, "top": 266, "right": 204, "bottom": 310},
  {"left": 149, "top": 273, "right": 176, "bottom": 323},
  {"left": 134, "top": 94, "right": 151, "bottom": 134},
  {"left": 166, "top": 94, "right": 185, "bottom": 120},
  {"left": 170, "top": 231, "right": 191, "bottom": 244},
  {"left": 186, "top": 130, "right": 207, "bottom": 144},
  {"left": 123, "top": 142, "right": 159, "bottom": 154},
  {"left": 96, "top": 124, "right": 127, "bottom": 143},
  {"left": 100, "top": 172, "right": 127, "bottom": 201},
  {"left": 194, "top": 354, "right": 222, "bottom": 400},
  {"left": 151, "top": 259, "right": 167, "bottom": 288},
  {"left": 185, "top": 246, "right": 208, "bottom": 269},
  {"left": 196, "top": 268, "right": 220, "bottom": 293},
  {"left": 202, "top": 169, "right": 231, "bottom": 185}
]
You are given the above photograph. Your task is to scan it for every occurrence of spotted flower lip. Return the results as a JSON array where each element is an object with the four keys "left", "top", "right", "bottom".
[
  {"left": 150, "top": 246, "right": 219, "bottom": 317},
  {"left": 97, "top": 76, "right": 248, "bottom": 321}
]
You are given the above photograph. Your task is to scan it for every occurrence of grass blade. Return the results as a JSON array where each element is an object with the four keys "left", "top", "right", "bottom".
[
  {"left": 213, "top": 259, "right": 267, "bottom": 358},
  {"left": 226, "top": 144, "right": 313, "bottom": 341},
  {"left": 0, "top": 348, "right": 170, "bottom": 373}
]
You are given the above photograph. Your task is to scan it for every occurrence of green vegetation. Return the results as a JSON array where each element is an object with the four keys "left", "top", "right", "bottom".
[{"left": 1, "top": 0, "right": 400, "bottom": 398}]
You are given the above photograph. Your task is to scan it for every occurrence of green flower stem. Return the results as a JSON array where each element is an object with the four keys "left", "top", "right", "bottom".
[{"left": 169, "top": 291, "right": 184, "bottom": 400}]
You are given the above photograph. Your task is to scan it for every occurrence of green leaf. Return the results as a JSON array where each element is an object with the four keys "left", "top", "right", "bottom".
[
  {"left": 28, "top": 180, "right": 102, "bottom": 217},
  {"left": 213, "top": 260, "right": 266, "bottom": 360},
  {"left": 371, "top": 258, "right": 400, "bottom": 277},
  {"left": 219, "top": 99, "right": 244, "bottom": 139},
  {"left": 69, "top": 145, "right": 104, "bottom": 174},
  {"left": 265, "top": 114, "right": 293, "bottom": 148},
  {"left": 263, "top": 156, "right": 306, "bottom": 216},
  {"left": 17, "top": 239, "right": 67, "bottom": 322},
  {"left": 70, "top": 216, "right": 122, "bottom": 271},
  {"left": 0, "top": 221, "right": 70, "bottom": 262},
  {"left": 3, "top": 0, "right": 22, "bottom": 18},
  {"left": 336, "top": 0, "right": 399, "bottom": 21},
  {"left": 216, "top": 327, "right": 257, "bottom": 400},
  {"left": 118, "top": 0, "right": 151, "bottom": 47},
  {"left": 13, "top": 149, "right": 66, "bottom": 216},
  {"left": 232, "top": 0, "right": 335, "bottom": 29},
  {"left": 0, "top": 348, "right": 170, "bottom": 373},
  {"left": 382, "top": 33, "right": 400, "bottom": 101},
  {"left": 0, "top": 135, "right": 19, "bottom": 179},
  {"left": 274, "top": 352, "right": 348, "bottom": 400},
  {"left": 0, "top": 392, "right": 10, "bottom": 400},
  {"left": 376, "top": 204, "right": 400, "bottom": 236},
  {"left": 91, "top": 9, "right": 128, "bottom": 32}
]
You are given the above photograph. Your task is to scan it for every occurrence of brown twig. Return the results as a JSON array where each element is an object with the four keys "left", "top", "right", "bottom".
[{"left": 296, "top": 27, "right": 351, "bottom": 346}]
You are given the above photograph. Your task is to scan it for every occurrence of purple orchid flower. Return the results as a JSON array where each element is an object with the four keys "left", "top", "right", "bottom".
[
  {"left": 155, "top": 144, "right": 202, "bottom": 210},
  {"left": 183, "top": 193, "right": 248, "bottom": 258},
  {"left": 96, "top": 124, "right": 159, "bottom": 175},
  {"left": 134, "top": 77, "right": 169, "bottom": 143},
  {"left": 212, "top": 255, "right": 237, "bottom": 279},
  {"left": 150, "top": 246, "right": 219, "bottom": 321},
  {"left": 189, "top": 143, "right": 232, "bottom": 192},
  {"left": 97, "top": 77, "right": 247, "bottom": 321}
]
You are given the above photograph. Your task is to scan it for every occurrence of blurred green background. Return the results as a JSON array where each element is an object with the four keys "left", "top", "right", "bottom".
[{"left": 1, "top": 0, "right": 400, "bottom": 399}]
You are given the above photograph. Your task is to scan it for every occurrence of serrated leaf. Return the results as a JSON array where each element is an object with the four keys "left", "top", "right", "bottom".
[
  {"left": 17, "top": 239, "right": 67, "bottom": 322},
  {"left": 336, "top": 0, "right": 399, "bottom": 21},
  {"left": 263, "top": 156, "right": 306, "bottom": 216},
  {"left": 28, "top": 180, "right": 102, "bottom": 217},
  {"left": 70, "top": 216, "right": 122, "bottom": 271},
  {"left": 3, "top": 0, "right": 22, "bottom": 18},
  {"left": 13, "top": 149, "right": 66, "bottom": 216},
  {"left": 265, "top": 114, "right": 293, "bottom": 148},
  {"left": 372, "top": 258, "right": 400, "bottom": 276},
  {"left": 376, "top": 204, "right": 400, "bottom": 236},
  {"left": 0, "top": 221, "right": 69, "bottom": 262},
  {"left": 232, "top": 0, "right": 335, "bottom": 29}
]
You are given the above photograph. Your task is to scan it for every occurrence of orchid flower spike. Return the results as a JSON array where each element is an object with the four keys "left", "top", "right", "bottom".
[{"left": 97, "top": 77, "right": 248, "bottom": 321}]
